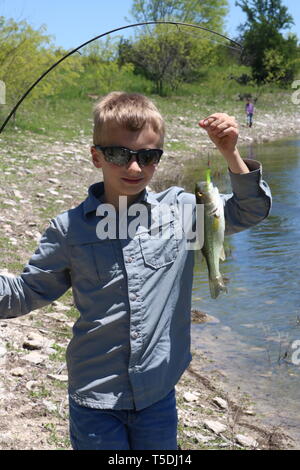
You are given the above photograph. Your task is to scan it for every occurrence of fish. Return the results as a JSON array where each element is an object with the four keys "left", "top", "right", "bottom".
[{"left": 195, "top": 174, "right": 227, "bottom": 299}]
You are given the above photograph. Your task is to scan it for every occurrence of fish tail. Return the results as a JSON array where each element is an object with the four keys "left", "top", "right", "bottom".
[{"left": 209, "top": 277, "right": 227, "bottom": 299}]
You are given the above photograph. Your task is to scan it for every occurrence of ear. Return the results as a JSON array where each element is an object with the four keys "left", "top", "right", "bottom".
[{"left": 91, "top": 146, "right": 102, "bottom": 169}]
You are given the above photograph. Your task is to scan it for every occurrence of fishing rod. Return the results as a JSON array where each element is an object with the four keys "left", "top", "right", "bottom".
[{"left": 0, "top": 21, "right": 243, "bottom": 134}]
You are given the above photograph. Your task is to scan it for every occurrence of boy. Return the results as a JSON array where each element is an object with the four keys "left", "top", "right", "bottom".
[{"left": 0, "top": 92, "right": 271, "bottom": 450}]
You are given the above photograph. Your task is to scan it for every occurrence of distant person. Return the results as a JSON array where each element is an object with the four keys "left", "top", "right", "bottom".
[{"left": 245, "top": 99, "right": 254, "bottom": 128}]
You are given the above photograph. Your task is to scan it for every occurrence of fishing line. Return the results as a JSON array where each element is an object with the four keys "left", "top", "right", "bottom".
[
  {"left": 174, "top": 25, "right": 242, "bottom": 52},
  {"left": 0, "top": 21, "right": 242, "bottom": 134}
]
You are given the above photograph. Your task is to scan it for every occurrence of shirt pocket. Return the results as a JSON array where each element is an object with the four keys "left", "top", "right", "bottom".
[
  {"left": 138, "top": 214, "right": 181, "bottom": 269},
  {"left": 70, "top": 240, "right": 119, "bottom": 287}
]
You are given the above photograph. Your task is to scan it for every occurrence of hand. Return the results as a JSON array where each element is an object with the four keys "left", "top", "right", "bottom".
[
  {"left": 199, "top": 113, "right": 249, "bottom": 174},
  {"left": 199, "top": 113, "right": 238, "bottom": 158}
]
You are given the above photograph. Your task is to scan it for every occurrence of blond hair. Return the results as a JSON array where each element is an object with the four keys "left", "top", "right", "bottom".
[{"left": 93, "top": 91, "right": 165, "bottom": 146}]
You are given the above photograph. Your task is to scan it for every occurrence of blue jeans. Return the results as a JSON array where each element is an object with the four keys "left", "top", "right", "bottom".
[
  {"left": 247, "top": 113, "right": 253, "bottom": 127},
  {"left": 69, "top": 389, "right": 178, "bottom": 450}
]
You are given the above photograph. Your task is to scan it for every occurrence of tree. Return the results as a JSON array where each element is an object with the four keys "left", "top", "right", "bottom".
[
  {"left": 236, "top": 0, "right": 299, "bottom": 84},
  {"left": 236, "top": 0, "right": 294, "bottom": 32},
  {"left": 124, "top": 0, "right": 229, "bottom": 95},
  {"left": 119, "top": 29, "right": 215, "bottom": 95},
  {"left": 0, "top": 17, "right": 82, "bottom": 109},
  {"left": 130, "top": 0, "right": 228, "bottom": 32},
  {"left": 81, "top": 37, "right": 135, "bottom": 94}
]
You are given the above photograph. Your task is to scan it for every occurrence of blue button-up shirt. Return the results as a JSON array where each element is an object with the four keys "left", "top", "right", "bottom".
[{"left": 0, "top": 159, "right": 271, "bottom": 410}]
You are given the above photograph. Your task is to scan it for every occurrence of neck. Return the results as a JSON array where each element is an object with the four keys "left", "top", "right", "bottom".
[{"left": 103, "top": 191, "right": 143, "bottom": 210}]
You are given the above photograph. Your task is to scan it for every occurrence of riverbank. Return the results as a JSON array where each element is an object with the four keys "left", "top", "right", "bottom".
[
  {"left": 0, "top": 105, "right": 299, "bottom": 450},
  {"left": 0, "top": 306, "right": 295, "bottom": 450}
]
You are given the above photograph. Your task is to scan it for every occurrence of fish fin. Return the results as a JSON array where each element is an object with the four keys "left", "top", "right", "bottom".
[
  {"left": 209, "top": 277, "right": 227, "bottom": 299},
  {"left": 219, "top": 247, "right": 226, "bottom": 261}
]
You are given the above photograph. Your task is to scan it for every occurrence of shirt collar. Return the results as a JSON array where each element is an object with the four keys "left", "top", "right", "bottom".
[{"left": 83, "top": 182, "right": 158, "bottom": 217}]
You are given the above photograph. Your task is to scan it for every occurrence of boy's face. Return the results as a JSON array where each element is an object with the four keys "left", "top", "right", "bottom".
[{"left": 91, "top": 124, "right": 162, "bottom": 207}]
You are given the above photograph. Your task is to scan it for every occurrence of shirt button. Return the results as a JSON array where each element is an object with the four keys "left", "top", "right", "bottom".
[
  {"left": 131, "top": 331, "right": 140, "bottom": 339},
  {"left": 127, "top": 257, "right": 133, "bottom": 263},
  {"left": 130, "top": 293, "right": 137, "bottom": 301}
]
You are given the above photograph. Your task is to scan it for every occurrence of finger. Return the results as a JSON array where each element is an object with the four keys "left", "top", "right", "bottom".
[
  {"left": 205, "top": 113, "right": 231, "bottom": 122},
  {"left": 199, "top": 117, "right": 216, "bottom": 127},
  {"left": 208, "top": 117, "right": 237, "bottom": 129},
  {"left": 199, "top": 115, "right": 238, "bottom": 130},
  {"left": 210, "top": 121, "right": 229, "bottom": 131},
  {"left": 207, "top": 119, "right": 223, "bottom": 129},
  {"left": 217, "top": 126, "right": 238, "bottom": 138}
]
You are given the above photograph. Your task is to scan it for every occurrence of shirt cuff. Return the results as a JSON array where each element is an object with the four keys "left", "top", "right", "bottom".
[{"left": 228, "top": 159, "right": 269, "bottom": 198}]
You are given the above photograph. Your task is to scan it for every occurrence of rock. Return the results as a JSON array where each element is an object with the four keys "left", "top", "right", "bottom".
[
  {"left": 26, "top": 380, "right": 39, "bottom": 391},
  {"left": 47, "top": 374, "right": 68, "bottom": 382},
  {"left": 3, "top": 199, "right": 17, "bottom": 206},
  {"left": 10, "top": 367, "right": 25, "bottom": 377},
  {"left": 45, "top": 312, "right": 69, "bottom": 322},
  {"left": 212, "top": 397, "right": 228, "bottom": 410},
  {"left": 191, "top": 309, "right": 207, "bottom": 323},
  {"left": 191, "top": 309, "right": 220, "bottom": 324},
  {"left": 182, "top": 414, "right": 201, "bottom": 428},
  {"left": 48, "top": 178, "right": 60, "bottom": 184},
  {"left": 13, "top": 190, "right": 22, "bottom": 198},
  {"left": 42, "top": 399, "right": 57, "bottom": 413},
  {"left": 23, "top": 332, "right": 45, "bottom": 350},
  {"left": 24, "top": 230, "right": 35, "bottom": 238},
  {"left": 47, "top": 189, "right": 59, "bottom": 196},
  {"left": 204, "top": 419, "right": 227, "bottom": 435},
  {"left": 183, "top": 430, "right": 213, "bottom": 443},
  {"left": 23, "top": 351, "right": 47, "bottom": 365},
  {"left": 235, "top": 434, "right": 259, "bottom": 448},
  {"left": 0, "top": 345, "right": 7, "bottom": 358},
  {"left": 0, "top": 431, "right": 14, "bottom": 445},
  {"left": 51, "top": 301, "right": 71, "bottom": 311},
  {"left": 183, "top": 391, "right": 199, "bottom": 402}
]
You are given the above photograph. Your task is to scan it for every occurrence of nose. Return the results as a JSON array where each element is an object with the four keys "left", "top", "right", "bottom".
[{"left": 126, "top": 156, "right": 142, "bottom": 172}]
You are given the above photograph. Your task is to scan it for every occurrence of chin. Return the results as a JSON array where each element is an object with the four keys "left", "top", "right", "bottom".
[{"left": 121, "top": 181, "right": 147, "bottom": 191}]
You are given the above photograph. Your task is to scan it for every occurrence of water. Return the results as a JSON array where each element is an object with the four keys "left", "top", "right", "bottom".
[{"left": 184, "top": 138, "right": 300, "bottom": 443}]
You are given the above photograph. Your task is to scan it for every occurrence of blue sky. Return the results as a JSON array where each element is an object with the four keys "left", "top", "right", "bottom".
[{"left": 0, "top": 0, "right": 299, "bottom": 50}]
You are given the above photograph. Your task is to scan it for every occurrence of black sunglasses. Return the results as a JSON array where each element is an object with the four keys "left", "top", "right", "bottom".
[{"left": 94, "top": 146, "right": 163, "bottom": 167}]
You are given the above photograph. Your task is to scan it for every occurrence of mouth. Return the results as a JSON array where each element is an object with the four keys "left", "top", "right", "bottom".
[{"left": 121, "top": 177, "right": 144, "bottom": 185}]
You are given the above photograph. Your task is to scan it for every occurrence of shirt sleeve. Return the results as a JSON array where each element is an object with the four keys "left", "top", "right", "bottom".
[
  {"left": 0, "top": 217, "right": 71, "bottom": 319},
  {"left": 222, "top": 159, "right": 272, "bottom": 235}
]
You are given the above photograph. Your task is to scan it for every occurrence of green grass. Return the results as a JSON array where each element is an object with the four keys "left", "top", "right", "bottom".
[
  {"left": 49, "top": 343, "right": 66, "bottom": 362},
  {"left": 0, "top": 62, "right": 294, "bottom": 142},
  {"left": 166, "top": 140, "right": 192, "bottom": 152}
]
